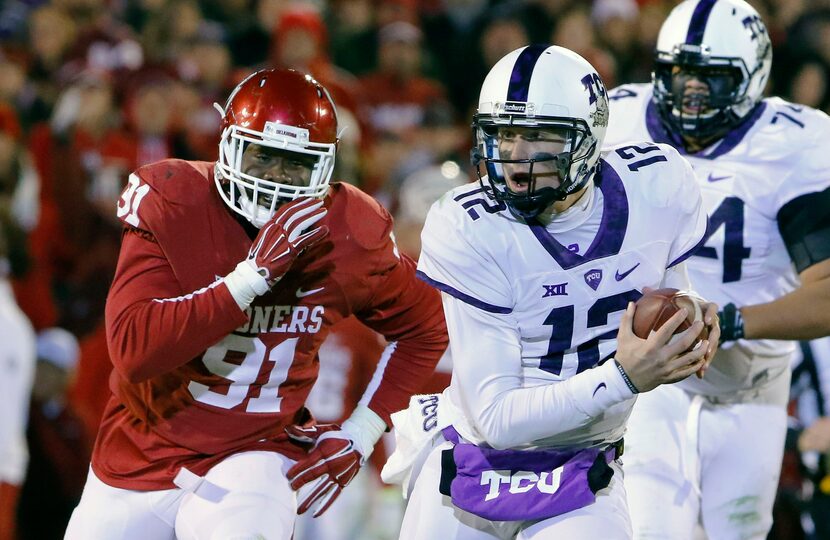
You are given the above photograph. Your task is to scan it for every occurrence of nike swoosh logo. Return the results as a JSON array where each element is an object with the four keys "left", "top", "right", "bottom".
[
  {"left": 615, "top": 263, "right": 640, "bottom": 281},
  {"left": 593, "top": 383, "right": 607, "bottom": 397},
  {"left": 296, "top": 286, "right": 325, "bottom": 298},
  {"left": 707, "top": 173, "right": 732, "bottom": 183}
]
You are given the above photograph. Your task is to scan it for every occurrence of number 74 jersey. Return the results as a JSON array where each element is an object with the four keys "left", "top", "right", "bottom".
[
  {"left": 605, "top": 83, "right": 830, "bottom": 362},
  {"left": 418, "top": 147, "right": 706, "bottom": 446}
]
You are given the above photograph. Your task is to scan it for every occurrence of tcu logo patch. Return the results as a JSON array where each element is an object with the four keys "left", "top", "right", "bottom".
[
  {"left": 584, "top": 269, "right": 603, "bottom": 291},
  {"left": 481, "top": 467, "right": 564, "bottom": 501},
  {"left": 418, "top": 395, "right": 439, "bottom": 432}
]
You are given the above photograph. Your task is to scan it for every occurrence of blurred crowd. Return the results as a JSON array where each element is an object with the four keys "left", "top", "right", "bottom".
[{"left": 2, "top": 0, "right": 830, "bottom": 538}]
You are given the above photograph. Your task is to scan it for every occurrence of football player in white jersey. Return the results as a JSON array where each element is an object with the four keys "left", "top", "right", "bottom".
[
  {"left": 603, "top": 1, "right": 830, "bottom": 538},
  {"left": 381, "top": 45, "right": 721, "bottom": 540}
]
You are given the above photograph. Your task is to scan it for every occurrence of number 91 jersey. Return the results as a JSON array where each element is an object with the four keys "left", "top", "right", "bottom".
[
  {"left": 605, "top": 83, "right": 830, "bottom": 396},
  {"left": 418, "top": 147, "right": 707, "bottom": 447},
  {"left": 94, "top": 159, "right": 446, "bottom": 490}
]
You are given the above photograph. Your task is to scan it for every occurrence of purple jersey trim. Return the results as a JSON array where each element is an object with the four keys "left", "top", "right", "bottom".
[
  {"left": 529, "top": 160, "right": 629, "bottom": 270},
  {"left": 416, "top": 270, "right": 513, "bottom": 314},
  {"left": 645, "top": 99, "right": 768, "bottom": 160},
  {"left": 667, "top": 218, "right": 710, "bottom": 268}
]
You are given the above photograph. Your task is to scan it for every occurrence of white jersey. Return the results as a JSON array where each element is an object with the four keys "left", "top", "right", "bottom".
[
  {"left": 605, "top": 83, "right": 830, "bottom": 398},
  {"left": 417, "top": 149, "right": 707, "bottom": 449}
]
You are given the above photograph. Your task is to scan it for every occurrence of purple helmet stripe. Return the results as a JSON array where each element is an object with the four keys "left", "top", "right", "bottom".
[
  {"left": 506, "top": 45, "right": 548, "bottom": 102},
  {"left": 685, "top": 0, "right": 717, "bottom": 45}
]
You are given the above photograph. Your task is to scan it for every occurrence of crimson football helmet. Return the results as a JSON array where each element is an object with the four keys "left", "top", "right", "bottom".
[{"left": 215, "top": 69, "right": 338, "bottom": 227}]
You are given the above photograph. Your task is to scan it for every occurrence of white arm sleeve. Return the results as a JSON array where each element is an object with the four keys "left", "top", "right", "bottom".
[{"left": 445, "top": 294, "right": 634, "bottom": 450}]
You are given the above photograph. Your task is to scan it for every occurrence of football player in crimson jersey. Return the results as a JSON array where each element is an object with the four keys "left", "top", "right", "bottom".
[{"left": 64, "top": 68, "right": 448, "bottom": 540}]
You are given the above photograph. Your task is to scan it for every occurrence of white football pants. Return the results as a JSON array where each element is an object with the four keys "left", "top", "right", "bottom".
[
  {"left": 624, "top": 383, "right": 787, "bottom": 540},
  {"left": 64, "top": 451, "right": 297, "bottom": 540}
]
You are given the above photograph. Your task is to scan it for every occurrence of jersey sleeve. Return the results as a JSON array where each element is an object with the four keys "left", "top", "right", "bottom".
[
  {"left": 444, "top": 294, "right": 634, "bottom": 450},
  {"left": 417, "top": 198, "right": 513, "bottom": 313},
  {"left": 776, "top": 108, "right": 830, "bottom": 211},
  {"left": 776, "top": 109, "right": 830, "bottom": 272},
  {"left": 106, "top": 178, "right": 248, "bottom": 384},
  {"left": 662, "top": 147, "right": 709, "bottom": 268},
  {"left": 347, "top": 198, "right": 449, "bottom": 426}
]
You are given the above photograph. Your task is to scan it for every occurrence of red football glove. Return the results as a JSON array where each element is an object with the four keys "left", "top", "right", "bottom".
[
  {"left": 286, "top": 425, "right": 364, "bottom": 517},
  {"left": 247, "top": 197, "right": 328, "bottom": 286}
]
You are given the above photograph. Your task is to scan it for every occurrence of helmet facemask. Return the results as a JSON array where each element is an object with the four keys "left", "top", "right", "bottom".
[
  {"left": 215, "top": 121, "right": 336, "bottom": 228},
  {"left": 472, "top": 114, "right": 597, "bottom": 220}
]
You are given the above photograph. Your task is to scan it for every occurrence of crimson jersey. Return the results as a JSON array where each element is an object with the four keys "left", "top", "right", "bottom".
[{"left": 92, "top": 159, "right": 447, "bottom": 490}]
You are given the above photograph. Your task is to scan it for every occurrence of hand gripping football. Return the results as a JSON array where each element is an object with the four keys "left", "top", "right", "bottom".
[{"left": 632, "top": 288, "right": 709, "bottom": 349}]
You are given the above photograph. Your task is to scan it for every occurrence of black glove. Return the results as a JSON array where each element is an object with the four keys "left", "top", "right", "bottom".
[{"left": 718, "top": 302, "right": 745, "bottom": 343}]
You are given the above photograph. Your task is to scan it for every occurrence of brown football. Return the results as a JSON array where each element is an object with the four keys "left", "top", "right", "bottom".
[{"left": 632, "top": 288, "right": 708, "bottom": 349}]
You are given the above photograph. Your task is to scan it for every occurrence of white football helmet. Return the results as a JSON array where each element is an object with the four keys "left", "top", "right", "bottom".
[
  {"left": 653, "top": 0, "right": 772, "bottom": 140},
  {"left": 472, "top": 45, "right": 608, "bottom": 219}
]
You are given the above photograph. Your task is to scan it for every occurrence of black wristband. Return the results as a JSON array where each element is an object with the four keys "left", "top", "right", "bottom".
[
  {"left": 614, "top": 360, "right": 640, "bottom": 394},
  {"left": 719, "top": 302, "right": 745, "bottom": 343}
]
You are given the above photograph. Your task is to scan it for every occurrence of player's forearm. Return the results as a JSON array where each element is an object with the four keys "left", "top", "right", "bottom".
[
  {"left": 358, "top": 254, "right": 449, "bottom": 423},
  {"left": 446, "top": 297, "right": 633, "bottom": 449},
  {"left": 470, "top": 360, "right": 634, "bottom": 449},
  {"left": 741, "top": 276, "right": 830, "bottom": 340},
  {"left": 360, "top": 333, "right": 447, "bottom": 425},
  {"left": 107, "top": 281, "right": 248, "bottom": 383}
]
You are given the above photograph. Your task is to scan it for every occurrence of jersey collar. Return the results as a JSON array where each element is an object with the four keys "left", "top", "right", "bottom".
[
  {"left": 528, "top": 159, "right": 628, "bottom": 270},
  {"left": 645, "top": 99, "right": 767, "bottom": 160}
]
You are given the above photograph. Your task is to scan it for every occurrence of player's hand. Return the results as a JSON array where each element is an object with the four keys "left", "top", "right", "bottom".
[
  {"left": 695, "top": 299, "right": 720, "bottom": 378},
  {"left": 286, "top": 423, "right": 365, "bottom": 517},
  {"left": 798, "top": 417, "right": 830, "bottom": 453},
  {"left": 246, "top": 197, "right": 328, "bottom": 287},
  {"left": 615, "top": 301, "right": 709, "bottom": 393},
  {"left": 718, "top": 302, "right": 745, "bottom": 343}
]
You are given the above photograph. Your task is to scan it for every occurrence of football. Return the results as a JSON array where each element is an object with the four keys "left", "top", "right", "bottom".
[{"left": 632, "top": 288, "right": 708, "bottom": 348}]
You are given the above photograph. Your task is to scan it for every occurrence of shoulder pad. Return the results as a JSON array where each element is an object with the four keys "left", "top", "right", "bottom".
[
  {"left": 330, "top": 182, "right": 393, "bottom": 251},
  {"left": 133, "top": 159, "right": 214, "bottom": 206},
  {"left": 602, "top": 142, "right": 694, "bottom": 209},
  {"left": 118, "top": 159, "right": 215, "bottom": 232}
]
